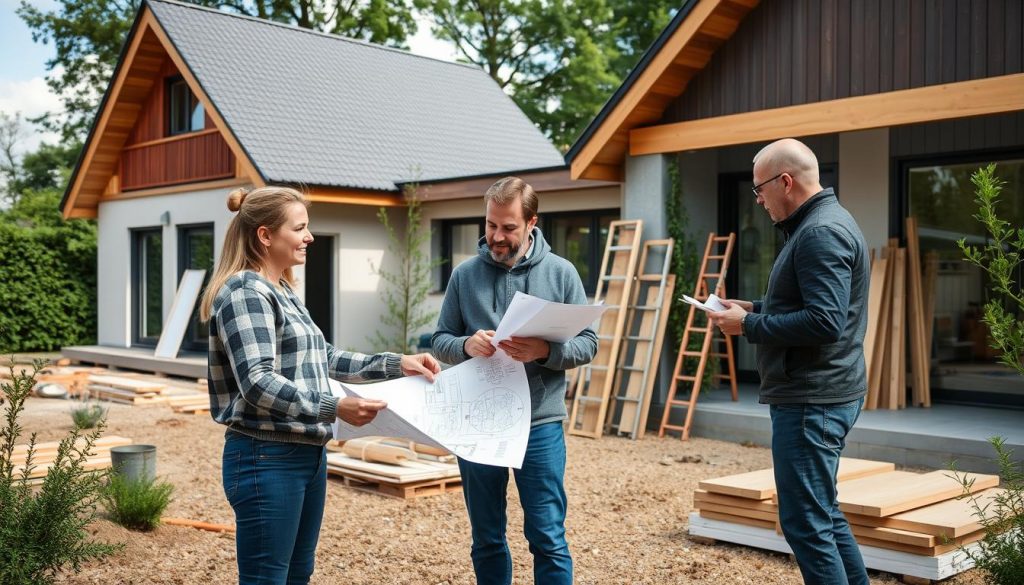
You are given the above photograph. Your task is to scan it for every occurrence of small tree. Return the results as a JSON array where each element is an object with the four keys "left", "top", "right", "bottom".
[
  {"left": 957, "top": 163, "right": 1024, "bottom": 374},
  {"left": 369, "top": 183, "right": 446, "bottom": 353},
  {"left": 0, "top": 362, "right": 119, "bottom": 584},
  {"left": 953, "top": 437, "right": 1024, "bottom": 584}
]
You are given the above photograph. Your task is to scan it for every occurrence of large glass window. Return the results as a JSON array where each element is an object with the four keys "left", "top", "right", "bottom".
[
  {"left": 905, "top": 155, "right": 1024, "bottom": 407},
  {"left": 167, "top": 77, "right": 205, "bottom": 135},
  {"left": 543, "top": 209, "right": 618, "bottom": 295},
  {"left": 178, "top": 224, "right": 214, "bottom": 352},
  {"left": 440, "top": 219, "right": 484, "bottom": 290},
  {"left": 132, "top": 228, "right": 163, "bottom": 346}
]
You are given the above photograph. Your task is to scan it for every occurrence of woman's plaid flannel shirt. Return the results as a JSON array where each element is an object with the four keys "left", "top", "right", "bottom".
[{"left": 208, "top": 271, "right": 402, "bottom": 445}]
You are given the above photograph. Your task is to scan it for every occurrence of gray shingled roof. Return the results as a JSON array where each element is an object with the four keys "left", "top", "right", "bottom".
[{"left": 147, "top": 0, "right": 563, "bottom": 191}]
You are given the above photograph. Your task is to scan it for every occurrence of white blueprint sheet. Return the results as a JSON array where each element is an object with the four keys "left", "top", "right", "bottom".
[
  {"left": 681, "top": 293, "right": 727, "bottom": 313},
  {"left": 331, "top": 353, "right": 530, "bottom": 468},
  {"left": 492, "top": 291, "right": 607, "bottom": 345}
]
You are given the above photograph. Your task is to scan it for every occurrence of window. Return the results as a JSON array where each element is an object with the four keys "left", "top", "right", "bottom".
[
  {"left": 543, "top": 209, "right": 618, "bottom": 295},
  {"left": 167, "top": 77, "right": 205, "bottom": 135},
  {"left": 902, "top": 152, "right": 1024, "bottom": 407},
  {"left": 132, "top": 228, "right": 163, "bottom": 346},
  {"left": 441, "top": 218, "right": 484, "bottom": 289},
  {"left": 178, "top": 224, "right": 214, "bottom": 352}
]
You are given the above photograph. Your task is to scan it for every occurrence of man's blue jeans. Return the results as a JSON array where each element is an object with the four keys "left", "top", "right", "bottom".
[
  {"left": 770, "top": 399, "right": 869, "bottom": 585},
  {"left": 457, "top": 421, "right": 572, "bottom": 585},
  {"left": 222, "top": 430, "right": 328, "bottom": 585}
]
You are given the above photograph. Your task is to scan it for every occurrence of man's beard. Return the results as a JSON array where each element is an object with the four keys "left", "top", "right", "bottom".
[{"left": 488, "top": 239, "right": 521, "bottom": 263}]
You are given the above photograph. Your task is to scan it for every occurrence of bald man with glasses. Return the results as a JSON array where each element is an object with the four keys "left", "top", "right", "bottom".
[{"left": 710, "top": 138, "right": 871, "bottom": 585}]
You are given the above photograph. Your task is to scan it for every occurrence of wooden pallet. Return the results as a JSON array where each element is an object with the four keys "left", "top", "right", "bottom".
[{"left": 328, "top": 469, "right": 463, "bottom": 499}]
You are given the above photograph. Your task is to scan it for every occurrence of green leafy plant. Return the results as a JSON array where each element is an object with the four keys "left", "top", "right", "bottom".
[
  {"left": 102, "top": 473, "right": 174, "bottom": 532},
  {"left": 369, "top": 182, "right": 446, "bottom": 353},
  {"left": 665, "top": 160, "right": 718, "bottom": 388},
  {"left": 953, "top": 437, "right": 1024, "bottom": 584},
  {"left": 957, "top": 163, "right": 1024, "bottom": 375},
  {"left": 70, "top": 401, "right": 107, "bottom": 430},
  {"left": 0, "top": 361, "right": 119, "bottom": 584}
]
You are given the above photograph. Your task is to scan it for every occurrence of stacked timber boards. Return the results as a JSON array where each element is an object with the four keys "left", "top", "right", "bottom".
[
  {"left": 325, "top": 443, "right": 461, "bottom": 499},
  {"left": 691, "top": 458, "right": 1001, "bottom": 581},
  {"left": 9, "top": 435, "right": 134, "bottom": 484},
  {"left": 86, "top": 374, "right": 209, "bottom": 412}
]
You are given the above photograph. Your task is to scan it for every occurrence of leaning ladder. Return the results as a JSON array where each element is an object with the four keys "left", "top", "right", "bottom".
[
  {"left": 568, "top": 220, "right": 643, "bottom": 439},
  {"left": 605, "top": 239, "right": 675, "bottom": 440},
  {"left": 659, "top": 232, "right": 738, "bottom": 440}
]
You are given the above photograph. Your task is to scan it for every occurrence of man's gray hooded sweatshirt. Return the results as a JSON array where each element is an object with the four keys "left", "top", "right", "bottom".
[{"left": 431, "top": 227, "right": 598, "bottom": 426}]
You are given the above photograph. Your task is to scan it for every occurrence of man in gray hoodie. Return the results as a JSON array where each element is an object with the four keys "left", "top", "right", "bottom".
[{"left": 432, "top": 176, "right": 598, "bottom": 585}]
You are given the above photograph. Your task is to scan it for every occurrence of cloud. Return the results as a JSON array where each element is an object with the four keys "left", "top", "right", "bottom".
[{"left": 0, "top": 74, "right": 64, "bottom": 153}]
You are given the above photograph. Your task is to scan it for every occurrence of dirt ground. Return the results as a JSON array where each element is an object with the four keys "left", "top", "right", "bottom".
[{"left": 10, "top": 396, "right": 987, "bottom": 585}]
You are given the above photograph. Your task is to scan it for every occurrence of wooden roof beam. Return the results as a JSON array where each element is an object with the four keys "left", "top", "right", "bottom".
[{"left": 630, "top": 73, "right": 1024, "bottom": 155}]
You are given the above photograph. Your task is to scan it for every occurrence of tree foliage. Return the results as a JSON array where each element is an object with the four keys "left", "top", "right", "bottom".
[
  {"left": 17, "top": 0, "right": 419, "bottom": 141},
  {"left": 957, "top": 164, "right": 1024, "bottom": 375}
]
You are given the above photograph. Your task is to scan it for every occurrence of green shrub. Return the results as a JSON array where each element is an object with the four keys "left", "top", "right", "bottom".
[
  {"left": 102, "top": 472, "right": 174, "bottom": 532},
  {"left": 0, "top": 189, "right": 98, "bottom": 352},
  {"left": 955, "top": 436, "right": 1024, "bottom": 585},
  {"left": 0, "top": 362, "right": 119, "bottom": 584},
  {"left": 70, "top": 402, "right": 107, "bottom": 429}
]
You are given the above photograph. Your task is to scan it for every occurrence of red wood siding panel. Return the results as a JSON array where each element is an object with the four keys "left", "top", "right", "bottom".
[
  {"left": 666, "top": 0, "right": 1024, "bottom": 124},
  {"left": 126, "top": 60, "right": 180, "bottom": 145},
  {"left": 120, "top": 131, "right": 234, "bottom": 191}
]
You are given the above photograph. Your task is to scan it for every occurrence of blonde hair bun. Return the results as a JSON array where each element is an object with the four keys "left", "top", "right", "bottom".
[{"left": 227, "top": 188, "right": 249, "bottom": 212}]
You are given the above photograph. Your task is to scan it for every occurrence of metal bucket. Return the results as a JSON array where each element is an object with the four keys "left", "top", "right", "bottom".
[{"left": 110, "top": 444, "right": 157, "bottom": 483}]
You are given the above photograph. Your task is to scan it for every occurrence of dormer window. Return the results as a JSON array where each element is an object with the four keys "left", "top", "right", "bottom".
[{"left": 167, "top": 76, "right": 204, "bottom": 135}]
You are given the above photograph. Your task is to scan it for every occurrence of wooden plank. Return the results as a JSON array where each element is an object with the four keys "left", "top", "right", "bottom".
[
  {"left": 886, "top": 247, "right": 906, "bottom": 410},
  {"left": 325, "top": 452, "right": 459, "bottom": 483},
  {"left": 905, "top": 217, "right": 930, "bottom": 407},
  {"left": 699, "top": 458, "right": 896, "bottom": 500},
  {"left": 837, "top": 470, "right": 999, "bottom": 517},
  {"left": 696, "top": 502, "right": 777, "bottom": 523},
  {"left": 629, "top": 73, "right": 1024, "bottom": 154},
  {"left": 699, "top": 509, "right": 776, "bottom": 531},
  {"left": 693, "top": 489, "right": 778, "bottom": 513},
  {"left": 843, "top": 488, "right": 1002, "bottom": 539},
  {"left": 863, "top": 254, "right": 888, "bottom": 396}
]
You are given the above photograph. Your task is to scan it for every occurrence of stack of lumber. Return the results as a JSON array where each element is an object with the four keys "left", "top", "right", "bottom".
[
  {"left": 863, "top": 218, "right": 934, "bottom": 410},
  {"left": 9, "top": 435, "right": 133, "bottom": 484},
  {"left": 690, "top": 458, "right": 1001, "bottom": 581},
  {"left": 86, "top": 373, "right": 209, "bottom": 412},
  {"left": 1, "top": 364, "right": 108, "bottom": 397},
  {"left": 325, "top": 437, "right": 461, "bottom": 499}
]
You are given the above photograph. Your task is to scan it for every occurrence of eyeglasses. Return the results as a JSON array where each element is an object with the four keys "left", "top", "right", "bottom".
[{"left": 751, "top": 172, "right": 788, "bottom": 197}]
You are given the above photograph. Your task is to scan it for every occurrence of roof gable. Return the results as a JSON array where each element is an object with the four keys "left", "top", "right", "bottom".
[{"left": 146, "top": 0, "right": 563, "bottom": 191}]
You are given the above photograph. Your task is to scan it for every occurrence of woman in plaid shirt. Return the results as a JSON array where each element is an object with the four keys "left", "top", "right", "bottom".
[{"left": 199, "top": 186, "right": 439, "bottom": 584}]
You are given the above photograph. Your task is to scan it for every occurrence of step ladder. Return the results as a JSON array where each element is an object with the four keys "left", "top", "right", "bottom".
[
  {"left": 659, "top": 232, "right": 738, "bottom": 440},
  {"left": 605, "top": 239, "right": 676, "bottom": 440},
  {"left": 568, "top": 220, "right": 643, "bottom": 439}
]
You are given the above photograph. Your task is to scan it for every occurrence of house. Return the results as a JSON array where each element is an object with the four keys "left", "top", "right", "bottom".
[
  {"left": 60, "top": 0, "right": 619, "bottom": 374},
  {"left": 566, "top": 0, "right": 1023, "bottom": 468}
]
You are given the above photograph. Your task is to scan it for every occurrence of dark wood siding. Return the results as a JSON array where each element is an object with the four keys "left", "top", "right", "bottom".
[
  {"left": 891, "top": 111, "right": 1024, "bottom": 158},
  {"left": 666, "top": 0, "right": 1024, "bottom": 123}
]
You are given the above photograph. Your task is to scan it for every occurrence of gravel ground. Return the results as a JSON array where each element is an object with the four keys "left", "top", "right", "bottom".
[{"left": 10, "top": 397, "right": 987, "bottom": 584}]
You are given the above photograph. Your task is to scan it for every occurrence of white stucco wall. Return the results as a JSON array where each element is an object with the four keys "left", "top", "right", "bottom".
[
  {"left": 839, "top": 128, "right": 890, "bottom": 252},
  {"left": 96, "top": 186, "right": 241, "bottom": 347}
]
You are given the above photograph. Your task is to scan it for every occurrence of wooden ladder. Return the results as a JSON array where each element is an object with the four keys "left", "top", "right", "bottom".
[
  {"left": 568, "top": 220, "right": 643, "bottom": 439},
  {"left": 605, "top": 239, "right": 676, "bottom": 440},
  {"left": 659, "top": 232, "right": 738, "bottom": 440}
]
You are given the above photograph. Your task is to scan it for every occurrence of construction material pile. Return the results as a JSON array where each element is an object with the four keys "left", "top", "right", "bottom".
[
  {"left": 86, "top": 374, "right": 209, "bottom": 413},
  {"left": 8, "top": 435, "right": 134, "bottom": 484},
  {"left": 325, "top": 436, "right": 461, "bottom": 499},
  {"left": 689, "top": 457, "right": 1001, "bottom": 581}
]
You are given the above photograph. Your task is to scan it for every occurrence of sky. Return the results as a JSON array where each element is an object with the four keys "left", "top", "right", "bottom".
[{"left": 0, "top": 1, "right": 458, "bottom": 156}]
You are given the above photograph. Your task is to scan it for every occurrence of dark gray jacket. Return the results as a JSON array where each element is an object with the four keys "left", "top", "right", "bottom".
[
  {"left": 744, "top": 189, "right": 870, "bottom": 404},
  {"left": 431, "top": 227, "right": 599, "bottom": 425}
]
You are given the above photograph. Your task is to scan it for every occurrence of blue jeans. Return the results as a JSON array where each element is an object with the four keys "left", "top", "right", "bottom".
[
  {"left": 457, "top": 421, "right": 572, "bottom": 585},
  {"left": 222, "top": 430, "right": 328, "bottom": 585},
  {"left": 770, "top": 399, "right": 868, "bottom": 585}
]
